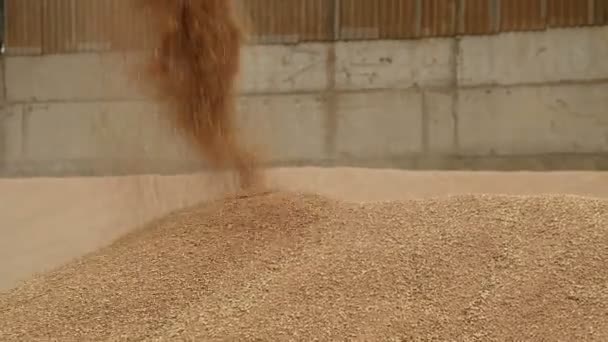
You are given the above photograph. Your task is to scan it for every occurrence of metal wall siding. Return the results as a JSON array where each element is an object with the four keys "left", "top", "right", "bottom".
[
  {"left": 241, "top": 0, "right": 266, "bottom": 42},
  {"left": 595, "top": 0, "right": 608, "bottom": 24},
  {"left": 75, "top": 0, "right": 108, "bottom": 51},
  {"left": 5, "top": 0, "right": 43, "bottom": 55},
  {"left": 420, "top": 0, "right": 457, "bottom": 37},
  {"left": 106, "top": 0, "right": 130, "bottom": 50},
  {"left": 270, "top": 0, "right": 299, "bottom": 42},
  {"left": 340, "top": 0, "right": 380, "bottom": 40},
  {"left": 92, "top": 0, "right": 148, "bottom": 51},
  {"left": 41, "top": 0, "right": 76, "bottom": 54},
  {"left": 104, "top": 0, "right": 129, "bottom": 50},
  {"left": 546, "top": 0, "right": 590, "bottom": 27},
  {"left": 41, "top": 0, "right": 146, "bottom": 54},
  {"left": 500, "top": 0, "right": 546, "bottom": 31},
  {"left": 298, "top": 0, "right": 333, "bottom": 41},
  {"left": 377, "top": 0, "right": 417, "bottom": 39},
  {"left": 4, "top": 0, "right": 608, "bottom": 55},
  {"left": 458, "top": 0, "right": 495, "bottom": 35},
  {"left": 243, "top": 0, "right": 302, "bottom": 43}
]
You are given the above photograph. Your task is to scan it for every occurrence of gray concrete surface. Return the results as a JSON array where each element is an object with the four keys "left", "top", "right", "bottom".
[
  {"left": 458, "top": 27, "right": 608, "bottom": 86},
  {"left": 1, "top": 26, "right": 608, "bottom": 176}
]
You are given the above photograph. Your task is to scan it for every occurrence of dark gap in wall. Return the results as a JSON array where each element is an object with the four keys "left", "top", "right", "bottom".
[{"left": 0, "top": 0, "right": 4, "bottom": 54}]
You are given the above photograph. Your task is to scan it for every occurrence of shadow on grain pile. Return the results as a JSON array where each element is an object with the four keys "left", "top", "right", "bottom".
[{"left": 1, "top": 191, "right": 608, "bottom": 341}]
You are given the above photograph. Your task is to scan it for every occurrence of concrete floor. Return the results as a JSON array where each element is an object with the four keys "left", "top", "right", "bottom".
[{"left": 1, "top": 167, "right": 607, "bottom": 291}]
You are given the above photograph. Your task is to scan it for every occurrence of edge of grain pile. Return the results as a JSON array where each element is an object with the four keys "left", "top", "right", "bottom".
[{"left": 1, "top": 191, "right": 607, "bottom": 340}]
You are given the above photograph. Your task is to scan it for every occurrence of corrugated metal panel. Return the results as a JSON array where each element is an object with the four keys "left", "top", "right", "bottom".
[
  {"left": 233, "top": 0, "right": 257, "bottom": 36},
  {"left": 5, "top": 0, "right": 43, "bottom": 55},
  {"left": 74, "top": 0, "right": 149, "bottom": 51},
  {"left": 243, "top": 0, "right": 301, "bottom": 43},
  {"left": 298, "top": 0, "right": 333, "bottom": 41},
  {"left": 5, "top": 0, "right": 608, "bottom": 53},
  {"left": 546, "top": 0, "right": 591, "bottom": 27},
  {"left": 595, "top": 0, "right": 608, "bottom": 24},
  {"left": 42, "top": 0, "right": 77, "bottom": 54},
  {"left": 134, "top": 1, "right": 156, "bottom": 50},
  {"left": 500, "top": 0, "right": 546, "bottom": 31},
  {"left": 378, "top": 0, "right": 417, "bottom": 39},
  {"left": 37, "top": 0, "right": 184, "bottom": 53},
  {"left": 238, "top": 0, "right": 332, "bottom": 42},
  {"left": 113, "top": 0, "right": 153, "bottom": 51},
  {"left": 105, "top": 0, "right": 132, "bottom": 50},
  {"left": 339, "top": 0, "right": 380, "bottom": 40},
  {"left": 458, "top": 0, "right": 497, "bottom": 35},
  {"left": 420, "top": 0, "right": 457, "bottom": 37},
  {"left": 233, "top": 0, "right": 257, "bottom": 41},
  {"left": 74, "top": 0, "right": 110, "bottom": 51}
]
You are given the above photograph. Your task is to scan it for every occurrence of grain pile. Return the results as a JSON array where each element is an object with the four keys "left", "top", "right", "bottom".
[{"left": 1, "top": 191, "right": 607, "bottom": 341}]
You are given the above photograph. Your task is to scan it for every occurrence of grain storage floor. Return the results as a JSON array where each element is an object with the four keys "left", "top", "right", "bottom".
[{"left": 1, "top": 168, "right": 607, "bottom": 340}]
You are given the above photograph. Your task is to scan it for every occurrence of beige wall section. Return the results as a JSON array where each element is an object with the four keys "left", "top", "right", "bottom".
[
  {"left": 334, "top": 39, "right": 453, "bottom": 90},
  {"left": 458, "top": 26, "right": 608, "bottom": 86},
  {"left": 458, "top": 84, "right": 608, "bottom": 155},
  {"left": 1, "top": 25, "right": 608, "bottom": 176},
  {"left": 1, "top": 101, "right": 203, "bottom": 176},
  {"left": 425, "top": 90, "right": 456, "bottom": 155},
  {"left": 240, "top": 43, "right": 330, "bottom": 93},
  {"left": 237, "top": 94, "right": 328, "bottom": 163},
  {"left": 0, "top": 105, "right": 22, "bottom": 164},
  {"left": 334, "top": 90, "right": 423, "bottom": 158}
]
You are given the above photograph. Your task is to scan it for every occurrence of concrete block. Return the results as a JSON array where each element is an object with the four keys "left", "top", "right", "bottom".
[
  {"left": 425, "top": 90, "right": 455, "bottom": 154},
  {"left": 335, "top": 90, "right": 423, "bottom": 159},
  {"left": 458, "top": 83, "right": 608, "bottom": 155},
  {"left": 237, "top": 94, "right": 327, "bottom": 163},
  {"left": 99, "top": 52, "right": 149, "bottom": 100},
  {"left": 240, "top": 43, "right": 328, "bottom": 94},
  {"left": 0, "top": 105, "right": 24, "bottom": 164},
  {"left": 0, "top": 58, "right": 5, "bottom": 102},
  {"left": 5, "top": 52, "right": 145, "bottom": 102},
  {"left": 459, "top": 26, "right": 608, "bottom": 86},
  {"left": 7, "top": 45, "right": 330, "bottom": 100},
  {"left": 335, "top": 39, "right": 453, "bottom": 90},
  {"left": 21, "top": 101, "right": 193, "bottom": 166}
]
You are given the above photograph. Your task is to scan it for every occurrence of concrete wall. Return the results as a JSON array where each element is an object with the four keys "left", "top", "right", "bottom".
[{"left": 1, "top": 26, "right": 608, "bottom": 176}]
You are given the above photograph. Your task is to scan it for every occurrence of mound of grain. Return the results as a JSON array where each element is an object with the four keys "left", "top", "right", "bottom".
[{"left": 1, "top": 192, "right": 607, "bottom": 341}]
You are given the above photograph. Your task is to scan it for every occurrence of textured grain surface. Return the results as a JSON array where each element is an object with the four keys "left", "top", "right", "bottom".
[
  {"left": 1, "top": 190, "right": 607, "bottom": 341},
  {"left": 2, "top": 169, "right": 608, "bottom": 292}
]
